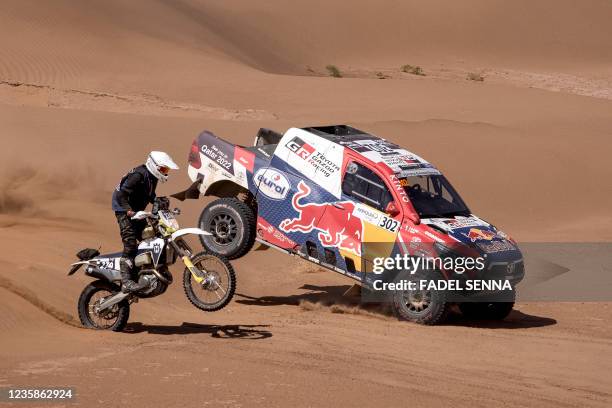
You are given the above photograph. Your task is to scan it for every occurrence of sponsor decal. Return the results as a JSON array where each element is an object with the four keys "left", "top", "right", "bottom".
[
  {"left": 257, "top": 217, "right": 296, "bottom": 249},
  {"left": 423, "top": 216, "right": 488, "bottom": 232},
  {"left": 444, "top": 217, "right": 488, "bottom": 229},
  {"left": 201, "top": 143, "right": 233, "bottom": 172},
  {"left": 345, "top": 139, "right": 398, "bottom": 155},
  {"left": 423, "top": 230, "right": 445, "bottom": 243},
  {"left": 285, "top": 136, "right": 340, "bottom": 177},
  {"left": 389, "top": 174, "right": 410, "bottom": 203},
  {"left": 279, "top": 181, "right": 363, "bottom": 256},
  {"left": 464, "top": 228, "right": 497, "bottom": 242},
  {"left": 403, "top": 225, "right": 419, "bottom": 234},
  {"left": 383, "top": 155, "right": 420, "bottom": 170},
  {"left": 254, "top": 168, "right": 290, "bottom": 200},
  {"left": 409, "top": 236, "right": 422, "bottom": 250},
  {"left": 477, "top": 240, "right": 516, "bottom": 253},
  {"left": 286, "top": 137, "right": 315, "bottom": 159},
  {"left": 308, "top": 151, "right": 340, "bottom": 178},
  {"left": 399, "top": 167, "right": 441, "bottom": 177},
  {"left": 352, "top": 205, "right": 380, "bottom": 224},
  {"left": 206, "top": 162, "right": 218, "bottom": 172},
  {"left": 352, "top": 205, "right": 400, "bottom": 233},
  {"left": 234, "top": 147, "right": 255, "bottom": 173}
]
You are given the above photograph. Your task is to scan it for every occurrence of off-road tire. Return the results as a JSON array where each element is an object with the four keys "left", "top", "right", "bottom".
[
  {"left": 459, "top": 301, "right": 515, "bottom": 320},
  {"left": 392, "top": 270, "right": 450, "bottom": 325},
  {"left": 198, "top": 198, "right": 256, "bottom": 259},
  {"left": 183, "top": 251, "right": 236, "bottom": 311},
  {"left": 77, "top": 280, "right": 129, "bottom": 332}
]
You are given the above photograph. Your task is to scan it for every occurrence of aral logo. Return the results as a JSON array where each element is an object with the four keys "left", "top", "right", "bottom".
[{"left": 254, "top": 168, "right": 290, "bottom": 200}]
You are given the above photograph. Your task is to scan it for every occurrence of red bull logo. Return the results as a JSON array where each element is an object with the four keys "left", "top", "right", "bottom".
[
  {"left": 279, "top": 181, "right": 363, "bottom": 256},
  {"left": 464, "top": 228, "right": 496, "bottom": 242}
]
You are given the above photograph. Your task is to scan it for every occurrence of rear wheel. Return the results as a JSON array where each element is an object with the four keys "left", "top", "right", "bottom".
[
  {"left": 77, "top": 280, "right": 129, "bottom": 331},
  {"left": 183, "top": 251, "right": 236, "bottom": 311},
  {"left": 198, "top": 198, "right": 256, "bottom": 259}
]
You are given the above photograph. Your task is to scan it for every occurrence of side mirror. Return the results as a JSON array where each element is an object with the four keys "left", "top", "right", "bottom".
[
  {"left": 172, "top": 208, "right": 181, "bottom": 215},
  {"left": 384, "top": 202, "right": 400, "bottom": 217}
]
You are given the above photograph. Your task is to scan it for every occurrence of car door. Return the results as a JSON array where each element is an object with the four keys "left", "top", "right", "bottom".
[{"left": 320, "top": 159, "right": 402, "bottom": 277}]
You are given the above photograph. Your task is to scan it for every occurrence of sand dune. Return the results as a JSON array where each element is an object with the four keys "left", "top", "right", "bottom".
[
  {"left": 1, "top": 0, "right": 611, "bottom": 407},
  {"left": 1, "top": 0, "right": 611, "bottom": 98}
]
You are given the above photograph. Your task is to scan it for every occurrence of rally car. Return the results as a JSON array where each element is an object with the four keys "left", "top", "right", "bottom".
[{"left": 179, "top": 125, "right": 524, "bottom": 324}]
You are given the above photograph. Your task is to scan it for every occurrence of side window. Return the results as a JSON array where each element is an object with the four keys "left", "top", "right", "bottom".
[{"left": 342, "top": 161, "right": 393, "bottom": 211}]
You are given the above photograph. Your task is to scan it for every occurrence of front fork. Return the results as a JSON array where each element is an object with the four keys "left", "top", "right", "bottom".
[{"left": 170, "top": 238, "right": 205, "bottom": 283}]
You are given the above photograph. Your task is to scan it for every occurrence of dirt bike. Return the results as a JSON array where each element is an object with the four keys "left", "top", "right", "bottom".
[{"left": 68, "top": 198, "right": 236, "bottom": 332}]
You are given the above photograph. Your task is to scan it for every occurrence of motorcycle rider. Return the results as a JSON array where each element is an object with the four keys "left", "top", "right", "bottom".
[{"left": 111, "top": 151, "right": 178, "bottom": 293}]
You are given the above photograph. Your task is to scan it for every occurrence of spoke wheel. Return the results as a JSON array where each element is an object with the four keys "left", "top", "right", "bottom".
[
  {"left": 78, "top": 280, "right": 129, "bottom": 331},
  {"left": 183, "top": 252, "right": 236, "bottom": 312}
]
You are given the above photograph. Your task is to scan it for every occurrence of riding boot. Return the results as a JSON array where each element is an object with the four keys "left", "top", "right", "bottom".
[{"left": 120, "top": 257, "right": 145, "bottom": 293}]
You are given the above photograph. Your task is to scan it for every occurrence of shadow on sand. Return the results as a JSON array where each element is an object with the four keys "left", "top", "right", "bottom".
[
  {"left": 124, "top": 322, "right": 272, "bottom": 339},
  {"left": 236, "top": 284, "right": 351, "bottom": 307},
  {"left": 236, "top": 284, "right": 557, "bottom": 329}
]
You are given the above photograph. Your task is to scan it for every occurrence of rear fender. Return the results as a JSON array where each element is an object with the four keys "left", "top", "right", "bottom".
[
  {"left": 68, "top": 260, "right": 121, "bottom": 282},
  {"left": 68, "top": 260, "right": 94, "bottom": 276}
]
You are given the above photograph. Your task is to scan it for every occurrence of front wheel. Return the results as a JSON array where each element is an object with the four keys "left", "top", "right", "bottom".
[
  {"left": 183, "top": 251, "right": 236, "bottom": 311},
  {"left": 77, "top": 280, "right": 129, "bottom": 331},
  {"left": 392, "top": 270, "right": 450, "bottom": 325}
]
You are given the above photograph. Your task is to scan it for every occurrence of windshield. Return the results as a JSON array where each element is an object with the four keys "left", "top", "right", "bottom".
[{"left": 401, "top": 175, "right": 470, "bottom": 218}]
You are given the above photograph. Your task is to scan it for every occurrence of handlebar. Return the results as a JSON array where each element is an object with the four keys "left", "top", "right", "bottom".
[{"left": 131, "top": 211, "right": 156, "bottom": 220}]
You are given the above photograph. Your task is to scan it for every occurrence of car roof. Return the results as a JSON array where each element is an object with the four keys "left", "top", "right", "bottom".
[{"left": 300, "top": 125, "right": 441, "bottom": 177}]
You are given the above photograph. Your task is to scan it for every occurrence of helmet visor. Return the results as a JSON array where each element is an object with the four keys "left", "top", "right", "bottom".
[{"left": 158, "top": 166, "right": 170, "bottom": 176}]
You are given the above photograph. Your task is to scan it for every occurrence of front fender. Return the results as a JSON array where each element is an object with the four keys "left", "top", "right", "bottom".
[{"left": 171, "top": 228, "right": 212, "bottom": 241}]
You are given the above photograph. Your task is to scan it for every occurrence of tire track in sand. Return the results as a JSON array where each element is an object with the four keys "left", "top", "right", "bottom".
[
  {"left": 0, "top": 79, "right": 278, "bottom": 120},
  {"left": 0, "top": 275, "right": 80, "bottom": 328}
]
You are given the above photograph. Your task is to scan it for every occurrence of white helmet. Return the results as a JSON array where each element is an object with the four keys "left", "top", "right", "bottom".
[{"left": 146, "top": 151, "right": 179, "bottom": 182}]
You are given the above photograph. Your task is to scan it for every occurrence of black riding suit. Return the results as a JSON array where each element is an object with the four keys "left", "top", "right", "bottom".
[{"left": 111, "top": 165, "right": 158, "bottom": 288}]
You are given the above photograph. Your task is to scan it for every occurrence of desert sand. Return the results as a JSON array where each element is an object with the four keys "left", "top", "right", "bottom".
[{"left": 1, "top": 1, "right": 611, "bottom": 407}]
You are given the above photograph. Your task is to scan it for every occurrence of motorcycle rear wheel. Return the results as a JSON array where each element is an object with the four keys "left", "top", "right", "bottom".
[
  {"left": 78, "top": 280, "right": 130, "bottom": 332},
  {"left": 183, "top": 251, "right": 236, "bottom": 311}
]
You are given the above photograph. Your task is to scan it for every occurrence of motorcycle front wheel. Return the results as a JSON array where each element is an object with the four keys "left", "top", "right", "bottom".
[
  {"left": 183, "top": 251, "right": 236, "bottom": 312},
  {"left": 77, "top": 280, "right": 130, "bottom": 331}
]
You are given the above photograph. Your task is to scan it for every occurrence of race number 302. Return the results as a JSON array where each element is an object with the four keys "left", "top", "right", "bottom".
[{"left": 379, "top": 215, "right": 399, "bottom": 232}]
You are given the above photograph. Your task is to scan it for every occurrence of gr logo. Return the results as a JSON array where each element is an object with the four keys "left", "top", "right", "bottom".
[{"left": 285, "top": 137, "right": 315, "bottom": 160}]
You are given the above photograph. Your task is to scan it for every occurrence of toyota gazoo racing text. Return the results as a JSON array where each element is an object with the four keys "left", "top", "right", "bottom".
[{"left": 180, "top": 125, "right": 524, "bottom": 324}]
